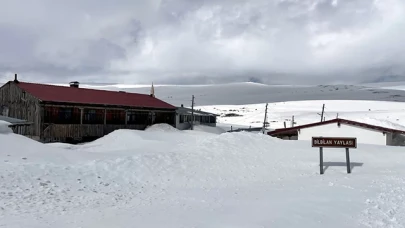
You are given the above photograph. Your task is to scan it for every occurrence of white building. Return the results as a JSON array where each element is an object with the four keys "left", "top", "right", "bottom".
[
  {"left": 268, "top": 118, "right": 405, "bottom": 146},
  {"left": 175, "top": 105, "right": 218, "bottom": 130}
]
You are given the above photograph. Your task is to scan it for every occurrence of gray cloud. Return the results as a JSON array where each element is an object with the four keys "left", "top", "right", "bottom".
[{"left": 0, "top": 0, "right": 404, "bottom": 84}]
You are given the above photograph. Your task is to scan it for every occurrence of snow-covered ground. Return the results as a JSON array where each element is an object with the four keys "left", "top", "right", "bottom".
[
  {"left": 1, "top": 119, "right": 405, "bottom": 227},
  {"left": 198, "top": 100, "right": 405, "bottom": 131}
]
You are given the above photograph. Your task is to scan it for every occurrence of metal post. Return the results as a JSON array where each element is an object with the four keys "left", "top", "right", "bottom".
[
  {"left": 346, "top": 148, "right": 351, "bottom": 174},
  {"left": 262, "top": 103, "right": 268, "bottom": 134},
  {"left": 321, "top": 104, "right": 325, "bottom": 122},
  {"left": 80, "top": 108, "right": 83, "bottom": 124},
  {"left": 191, "top": 95, "right": 195, "bottom": 130},
  {"left": 291, "top": 115, "right": 295, "bottom": 127},
  {"left": 320, "top": 147, "right": 324, "bottom": 175}
]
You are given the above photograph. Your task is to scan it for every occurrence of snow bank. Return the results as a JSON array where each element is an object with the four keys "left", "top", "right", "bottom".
[
  {"left": 1, "top": 123, "right": 405, "bottom": 227},
  {"left": 145, "top": 123, "right": 180, "bottom": 132},
  {"left": 0, "top": 120, "right": 13, "bottom": 134},
  {"left": 0, "top": 132, "right": 93, "bottom": 164},
  {"left": 192, "top": 125, "right": 227, "bottom": 134}
]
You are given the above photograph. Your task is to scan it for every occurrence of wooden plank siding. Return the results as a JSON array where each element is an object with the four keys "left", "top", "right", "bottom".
[
  {"left": 1, "top": 81, "right": 177, "bottom": 143},
  {"left": 0, "top": 82, "right": 41, "bottom": 139},
  {"left": 42, "top": 124, "right": 146, "bottom": 143},
  {"left": 40, "top": 105, "right": 176, "bottom": 142}
]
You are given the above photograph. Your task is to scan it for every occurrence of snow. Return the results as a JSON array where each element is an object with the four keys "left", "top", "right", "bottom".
[
  {"left": 198, "top": 100, "right": 405, "bottom": 131},
  {"left": 145, "top": 123, "right": 181, "bottom": 132},
  {"left": 192, "top": 125, "right": 227, "bottom": 134},
  {"left": 50, "top": 82, "right": 405, "bottom": 106},
  {"left": 298, "top": 122, "right": 388, "bottom": 145},
  {"left": 2, "top": 102, "right": 405, "bottom": 227},
  {"left": 0, "top": 120, "right": 13, "bottom": 134}
]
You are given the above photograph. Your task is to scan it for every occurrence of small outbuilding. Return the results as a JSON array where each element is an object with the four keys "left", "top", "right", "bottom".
[
  {"left": 0, "top": 115, "right": 33, "bottom": 136},
  {"left": 268, "top": 118, "right": 405, "bottom": 146},
  {"left": 175, "top": 105, "right": 218, "bottom": 130}
]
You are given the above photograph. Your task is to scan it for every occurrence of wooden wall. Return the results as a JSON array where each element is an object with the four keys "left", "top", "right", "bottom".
[
  {"left": 1, "top": 81, "right": 176, "bottom": 143},
  {"left": 0, "top": 82, "right": 41, "bottom": 139},
  {"left": 42, "top": 124, "right": 146, "bottom": 143}
]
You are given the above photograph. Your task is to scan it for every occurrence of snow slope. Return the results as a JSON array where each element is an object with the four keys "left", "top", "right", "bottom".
[
  {"left": 49, "top": 82, "right": 405, "bottom": 106},
  {"left": 0, "top": 120, "right": 13, "bottom": 134},
  {"left": 199, "top": 100, "right": 405, "bottom": 131},
  {"left": 1, "top": 124, "right": 405, "bottom": 227}
]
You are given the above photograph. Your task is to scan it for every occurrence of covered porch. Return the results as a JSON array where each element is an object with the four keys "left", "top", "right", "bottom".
[{"left": 41, "top": 104, "right": 176, "bottom": 143}]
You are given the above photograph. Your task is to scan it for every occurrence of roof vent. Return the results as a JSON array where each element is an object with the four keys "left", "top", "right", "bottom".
[{"left": 69, "top": 81, "right": 79, "bottom": 88}]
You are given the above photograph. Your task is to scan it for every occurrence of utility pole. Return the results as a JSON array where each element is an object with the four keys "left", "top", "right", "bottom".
[
  {"left": 320, "top": 104, "right": 325, "bottom": 122},
  {"left": 291, "top": 115, "right": 295, "bottom": 127},
  {"left": 262, "top": 103, "right": 268, "bottom": 134},
  {"left": 191, "top": 95, "right": 195, "bottom": 130}
]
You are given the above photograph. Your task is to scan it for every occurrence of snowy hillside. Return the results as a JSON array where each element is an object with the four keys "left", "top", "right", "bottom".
[
  {"left": 1, "top": 121, "right": 405, "bottom": 227},
  {"left": 198, "top": 100, "right": 405, "bottom": 131},
  {"left": 51, "top": 82, "right": 405, "bottom": 106}
]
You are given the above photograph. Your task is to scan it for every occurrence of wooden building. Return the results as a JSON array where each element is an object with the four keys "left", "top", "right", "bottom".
[{"left": 0, "top": 75, "right": 176, "bottom": 143}]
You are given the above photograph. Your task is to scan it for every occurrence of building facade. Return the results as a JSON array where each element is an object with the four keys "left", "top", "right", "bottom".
[
  {"left": 175, "top": 105, "right": 218, "bottom": 130},
  {"left": 268, "top": 118, "right": 405, "bottom": 146},
  {"left": 0, "top": 75, "right": 176, "bottom": 143}
]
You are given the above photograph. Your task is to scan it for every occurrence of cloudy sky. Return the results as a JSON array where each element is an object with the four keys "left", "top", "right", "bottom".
[{"left": 1, "top": 0, "right": 404, "bottom": 85}]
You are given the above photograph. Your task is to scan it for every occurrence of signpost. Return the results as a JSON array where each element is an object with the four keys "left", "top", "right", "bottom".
[{"left": 312, "top": 137, "right": 357, "bottom": 175}]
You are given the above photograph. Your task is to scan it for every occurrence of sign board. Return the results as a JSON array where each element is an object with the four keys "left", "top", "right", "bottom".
[
  {"left": 312, "top": 137, "right": 357, "bottom": 175},
  {"left": 312, "top": 137, "right": 357, "bottom": 149}
]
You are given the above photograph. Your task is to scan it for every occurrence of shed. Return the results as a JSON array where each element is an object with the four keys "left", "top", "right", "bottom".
[
  {"left": 268, "top": 118, "right": 405, "bottom": 146},
  {"left": 0, "top": 115, "right": 33, "bottom": 136}
]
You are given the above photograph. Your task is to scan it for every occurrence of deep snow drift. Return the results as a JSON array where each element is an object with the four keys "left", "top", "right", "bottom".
[
  {"left": 0, "top": 120, "right": 13, "bottom": 134},
  {"left": 1, "top": 124, "right": 405, "bottom": 228}
]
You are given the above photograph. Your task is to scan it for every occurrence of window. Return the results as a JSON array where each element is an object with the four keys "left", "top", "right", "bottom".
[
  {"left": 155, "top": 112, "right": 175, "bottom": 125},
  {"left": 83, "top": 109, "right": 104, "bottom": 124},
  {"left": 106, "top": 110, "right": 125, "bottom": 125},
  {"left": 127, "top": 111, "right": 149, "bottom": 125},
  {"left": 43, "top": 106, "right": 80, "bottom": 124}
]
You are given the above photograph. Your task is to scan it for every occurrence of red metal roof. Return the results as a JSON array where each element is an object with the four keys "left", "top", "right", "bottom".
[
  {"left": 14, "top": 81, "right": 175, "bottom": 109},
  {"left": 268, "top": 118, "right": 405, "bottom": 136}
]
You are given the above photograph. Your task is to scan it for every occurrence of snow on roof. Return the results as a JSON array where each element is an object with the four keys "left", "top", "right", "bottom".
[
  {"left": 0, "top": 120, "right": 13, "bottom": 134},
  {"left": 268, "top": 118, "right": 405, "bottom": 136},
  {"left": 0, "top": 115, "right": 31, "bottom": 125}
]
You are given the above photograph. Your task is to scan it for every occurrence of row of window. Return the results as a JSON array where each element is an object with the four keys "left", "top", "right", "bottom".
[
  {"left": 179, "top": 114, "right": 216, "bottom": 124},
  {"left": 43, "top": 107, "right": 175, "bottom": 125}
]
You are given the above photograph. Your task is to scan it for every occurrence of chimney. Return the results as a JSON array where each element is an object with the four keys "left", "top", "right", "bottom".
[
  {"left": 14, "top": 74, "right": 19, "bottom": 83},
  {"left": 69, "top": 81, "right": 79, "bottom": 88},
  {"left": 150, "top": 82, "right": 155, "bottom": 97}
]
